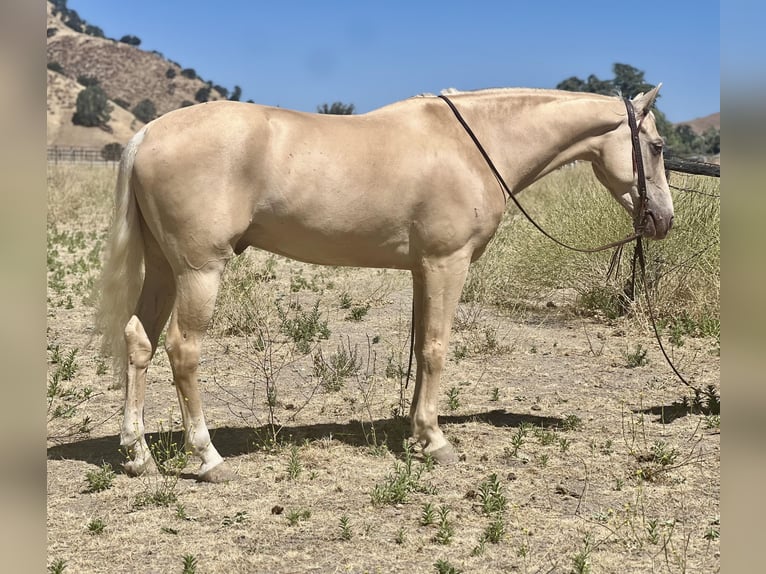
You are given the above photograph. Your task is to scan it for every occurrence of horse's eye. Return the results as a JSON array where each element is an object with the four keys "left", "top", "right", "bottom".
[{"left": 651, "top": 142, "right": 664, "bottom": 156}]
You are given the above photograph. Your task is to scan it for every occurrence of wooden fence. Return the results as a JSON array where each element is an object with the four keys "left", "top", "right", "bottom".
[{"left": 47, "top": 146, "right": 119, "bottom": 165}]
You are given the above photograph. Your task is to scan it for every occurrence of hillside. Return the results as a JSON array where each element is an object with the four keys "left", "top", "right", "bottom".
[
  {"left": 46, "top": 1, "right": 225, "bottom": 148},
  {"left": 678, "top": 112, "right": 720, "bottom": 135}
]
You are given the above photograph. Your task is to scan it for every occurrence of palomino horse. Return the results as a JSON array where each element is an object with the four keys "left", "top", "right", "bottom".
[{"left": 98, "top": 86, "right": 673, "bottom": 482}]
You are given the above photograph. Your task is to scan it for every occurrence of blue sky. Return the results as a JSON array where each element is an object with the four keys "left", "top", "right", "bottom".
[{"left": 64, "top": 0, "right": 719, "bottom": 122}]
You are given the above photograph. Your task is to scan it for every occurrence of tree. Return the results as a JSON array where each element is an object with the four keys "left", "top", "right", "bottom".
[
  {"left": 72, "top": 85, "right": 112, "bottom": 127},
  {"left": 84, "top": 24, "right": 104, "bottom": 38},
  {"left": 317, "top": 102, "right": 355, "bottom": 115},
  {"left": 119, "top": 35, "right": 142, "bottom": 47},
  {"left": 131, "top": 99, "right": 157, "bottom": 123},
  {"left": 213, "top": 85, "right": 229, "bottom": 98},
  {"left": 195, "top": 87, "right": 211, "bottom": 103},
  {"left": 180, "top": 68, "right": 197, "bottom": 80},
  {"left": 229, "top": 85, "right": 242, "bottom": 101},
  {"left": 101, "top": 142, "right": 123, "bottom": 162}
]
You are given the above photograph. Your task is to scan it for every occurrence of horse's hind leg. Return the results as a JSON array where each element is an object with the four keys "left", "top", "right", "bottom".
[
  {"left": 121, "top": 242, "right": 176, "bottom": 476},
  {"left": 165, "top": 261, "right": 233, "bottom": 483}
]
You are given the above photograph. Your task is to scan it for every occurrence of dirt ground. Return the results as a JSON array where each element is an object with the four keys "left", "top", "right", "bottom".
[{"left": 47, "top": 236, "right": 720, "bottom": 573}]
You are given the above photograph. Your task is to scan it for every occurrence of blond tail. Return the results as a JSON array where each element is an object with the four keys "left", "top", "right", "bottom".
[{"left": 95, "top": 127, "right": 147, "bottom": 387}]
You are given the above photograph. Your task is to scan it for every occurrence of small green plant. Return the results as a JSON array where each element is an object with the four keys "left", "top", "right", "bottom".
[
  {"left": 87, "top": 517, "right": 106, "bottom": 535},
  {"left": 490, "top": 387, "right": 500, "bottom": 402},
  {"left": 483, "top": 515, "right": 505, "bottom": 544},
  {"left": 313, "top": 339, "right": 361, "bottom": 391},
  {"left": 446, "top": 386, "right": 461, "bottom": 411},
  {"left": 624, "top": 343, "right": 649, "bottom": 368},
  {"left": 346, "top": 303, "right": 370, "bottom": 321},
  {"left": 221, "top": 511, "right": 249, "bottom": 527},
  {"left": 434, "top": 506, "right": 454, "bottom": 545},
  {"left": 434, "top": 559, "right": 462, "bottom": 574},
  {"left": 562, "top": 414, "right": 584, "bottom": 432},
  {"left": 278, "top": 300, "right": 330, "bottom": 353},
  {"left": 505, "top": 423, "right": 530, "bottom": 458},
  {"left": 133, "top": 421, "right": 188, "bottom": 508},
  {"left": 175, "top": 503, "right": 190, "bottom": 521},
  {"left": 471, "top": 536, "right": 486, "bottom": 556},
  {"left": 421, "top": 502, "right": 436, "bottom": 526},
  {"left": 286, "top": 508, "right": 311, "bottom": 526},
  {"left": 287, "top": 445, "right": 302, "bottom": 480},
  {"left": 477, "top": 473, "right": 507, "bottom": 515},
  {"left": 48, "top": 559, "right": 67, "bottom": 574},
  {"left": 339, "top": 514, "right": 353, "bottom": 540},
  {"left": 572, "top": 533, "right": 593, "bottom": 574},
  {"left": 85, "top": 462, "right": 115, "bottom": 493},
  {"left": 95, "top": 357, "right": 108, "bottom": 376},
  {"left": 646, "top": 519, "right": 660, "bottom": 544},
  {"left": 651, "top": 440, "right": 678, "bottom": 467},
  {"left": 339, "top": 291, "right": 353, "bottom": 309},
  {"left": 559, "top": 437, "right": 572, "bottom": 453},
  {"left": 370, "top": 441, "right": 436, "bottom": 506},
  {"left": 181, "top": 554, "right": 198, "bottom": 574},
  {"left": 394, "top": 527, "right": 406, "bottom": 545},
  {"left": 535, "top": 426, "right": 557, "bottom": 446}
]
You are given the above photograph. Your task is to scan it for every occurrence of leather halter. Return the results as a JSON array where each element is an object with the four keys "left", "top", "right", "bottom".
[{"left": 437, "top": 94, "right": 648, "bottom": 252}]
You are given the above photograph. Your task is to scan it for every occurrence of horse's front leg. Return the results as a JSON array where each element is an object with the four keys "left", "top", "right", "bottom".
[{"left": 409, "top": 252, "right": 471, "bottom": 464}]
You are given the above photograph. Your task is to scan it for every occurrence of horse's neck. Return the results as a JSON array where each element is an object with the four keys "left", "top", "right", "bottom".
[{"left": 466, "top": 93, "right": 623, "bottom": 193}]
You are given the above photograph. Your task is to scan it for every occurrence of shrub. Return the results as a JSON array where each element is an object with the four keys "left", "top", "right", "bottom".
[
  {"left": 213, "top": 85, "right": 229, "bottom": 98},
  {"left": 47, "top": 27, "right": 58, "bottom": 38},
  {"left": 180, "top": 68, "right": 197, "bottom": 80},
  {"left": 131, "top": 99, "right": 157, "bottom": 123},
  {"left": 165, "top": 67, "right": 177, "bottom": 79},
  {"left": 317, "top": 102, "right": 355, "bottom": 115},
  {"left": 47, "top": 61, "right": 64, "bottom": 73},
  {"left": 119, "top": 34, "right": 141, "bottom": 46},
  {"left": 84, "top": 24, "right": 104, "bottom": 38},
  {"left": 101, "top": 143, "right": 123, "bottom": 162},
  {"left": 113, "top": 98, "right": 130, "bottom": 110},
  {"left": 195, "top": 87, "right": 211, "bottom": 103},
  {"left": 72, "top": 85, "right": 112, "bottom": 127}
]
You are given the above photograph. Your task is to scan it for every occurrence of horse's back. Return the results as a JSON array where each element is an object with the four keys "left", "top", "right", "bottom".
[{"left": 129, "top": 99, "right": 498, "bottom": 270}]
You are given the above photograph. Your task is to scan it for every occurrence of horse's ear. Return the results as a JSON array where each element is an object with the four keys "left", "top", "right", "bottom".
[{"left": 632, "top": 83, "right": 662, "bottom": 118}]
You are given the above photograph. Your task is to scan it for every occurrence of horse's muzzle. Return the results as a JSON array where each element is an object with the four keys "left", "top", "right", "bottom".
[{"left": 642, "top": 209, "right": 674, "bottom": 240}]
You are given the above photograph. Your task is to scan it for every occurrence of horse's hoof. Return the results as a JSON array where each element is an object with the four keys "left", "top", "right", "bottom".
[
  {"left": 198, "top": 461, "right": 235, "bottom": 483},
  {"left": 428, "top": 443, "right": 459, "bottom": 465},
  {"left": 123, "top": 457, "right": 158, "bottom": 477}
]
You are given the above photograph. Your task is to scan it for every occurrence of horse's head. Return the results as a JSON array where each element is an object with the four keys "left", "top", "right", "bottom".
[{"left": 592, "top": 84, "right": 674, "bottom": 240}]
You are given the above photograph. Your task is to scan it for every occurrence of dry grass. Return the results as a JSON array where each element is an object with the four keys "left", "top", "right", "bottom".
[{"left": 47, "top": 164, "right": 719, "bottom": 573}]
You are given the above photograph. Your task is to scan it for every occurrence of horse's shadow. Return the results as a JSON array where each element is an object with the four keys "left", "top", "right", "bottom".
[{"left": 46, "top": 409, "right": 563, "bottom": 471}]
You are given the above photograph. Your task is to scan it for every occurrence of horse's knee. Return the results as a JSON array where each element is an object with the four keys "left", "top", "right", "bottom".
[
  {"left": 419, "top": 338, "right": 446, "bottom": 374},
  {"left": 164, "top": 327, "right": 200, "bottom": 375}
]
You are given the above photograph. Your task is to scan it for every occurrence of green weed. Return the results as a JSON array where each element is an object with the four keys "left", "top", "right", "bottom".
[{"left": 85, "top": 462, "right": 115, "bottom": 493}]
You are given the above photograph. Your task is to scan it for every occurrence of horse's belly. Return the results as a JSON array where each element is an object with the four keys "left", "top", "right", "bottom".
[{"left": 245, "top": 221, "right": 412, "bottom": 269}]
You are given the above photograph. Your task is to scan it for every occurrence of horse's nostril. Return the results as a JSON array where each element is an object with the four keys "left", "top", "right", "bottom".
[{"left": 669, "top": 215, "right": 674, "bottom": 229}]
